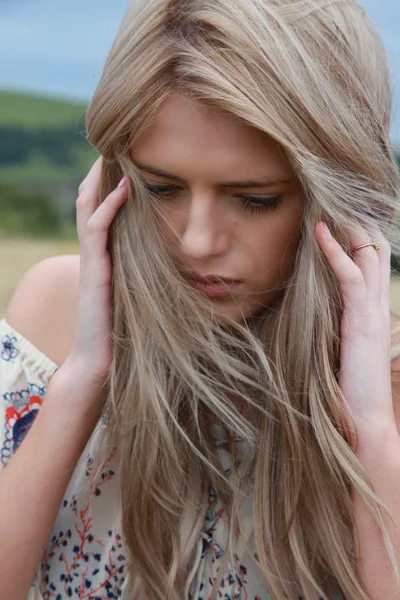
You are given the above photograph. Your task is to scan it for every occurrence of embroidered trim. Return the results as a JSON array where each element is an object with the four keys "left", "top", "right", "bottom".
[
  {"left": 1, "top": 383, "right": 48, "bottom": 466},
  {"left": 1, "top": 331, "right": 19, "bottom": 362}
]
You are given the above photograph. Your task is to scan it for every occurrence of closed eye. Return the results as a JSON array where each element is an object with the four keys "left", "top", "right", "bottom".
[{"left": 143, "top": 183, "right": 282, "bottom": 216}]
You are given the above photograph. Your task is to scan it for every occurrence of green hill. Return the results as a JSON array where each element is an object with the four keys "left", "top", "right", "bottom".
[
  {"left": 0, "top": 89, "right": 88, "bottom": 129},
  {"left": 0, "top": 89, "right": 98, "bottom": 187},
  {"left": 0, "top": 90, "right": 98, "bottom": 238}
]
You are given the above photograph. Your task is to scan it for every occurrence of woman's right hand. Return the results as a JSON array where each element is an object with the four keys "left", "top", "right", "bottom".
[{"left": 64, "top": 157, "right": 129, "bottom": 399}]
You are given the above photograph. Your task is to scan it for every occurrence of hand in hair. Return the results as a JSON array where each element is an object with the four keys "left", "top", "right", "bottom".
[
  {"left": 64, "top": 157, "right": 130, "bottom": 406},
  {"left": 315, "top": 220, "right": 398, "bottom": 450}
]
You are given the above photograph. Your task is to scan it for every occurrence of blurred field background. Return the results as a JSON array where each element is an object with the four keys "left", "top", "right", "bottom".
[{"left": 0, "top": 90, "right": 92, "bottom": 317}]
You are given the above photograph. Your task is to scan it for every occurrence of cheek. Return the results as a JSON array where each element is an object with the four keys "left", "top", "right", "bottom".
[
  {"left": 248, "top": 218, "right": 302, "bottom": 281},
  {"left": 154, "top": 206, "right": 181, "bottom": 240}
]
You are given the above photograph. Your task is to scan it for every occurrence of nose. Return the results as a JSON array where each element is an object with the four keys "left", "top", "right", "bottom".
[{"left": 179, "top": 195, "right": 230, "bottom": 260}]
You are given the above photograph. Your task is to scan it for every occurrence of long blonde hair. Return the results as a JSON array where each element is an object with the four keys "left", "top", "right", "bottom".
[{"left": 86, "top": 1, "right": 400, "bottom": 598}]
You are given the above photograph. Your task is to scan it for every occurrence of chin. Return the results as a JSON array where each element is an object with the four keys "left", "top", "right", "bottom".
[{"left": 212, "top": 300, "right": 261, "bottom": 324}]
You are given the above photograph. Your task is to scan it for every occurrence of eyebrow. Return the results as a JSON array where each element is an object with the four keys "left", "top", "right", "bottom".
[{"left": 135, "top": 163, "right": 294, "bottom": 188}]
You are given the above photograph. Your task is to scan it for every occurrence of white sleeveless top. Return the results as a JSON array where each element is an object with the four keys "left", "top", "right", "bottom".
[{"left": 0, "top": 317, "right": 344, "bottom": 599}]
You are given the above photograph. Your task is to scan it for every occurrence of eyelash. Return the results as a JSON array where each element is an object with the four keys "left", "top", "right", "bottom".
[{"left": 143, "top": 184, "right": 282, "bottom": 216}]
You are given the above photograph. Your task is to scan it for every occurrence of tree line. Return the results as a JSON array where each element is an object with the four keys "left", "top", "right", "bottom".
[
  {"left": 0, "top": 124, "right": 94, "bottom": 238},
  {"left": 0, "top": 126, "right": 88, "bottom": 167}
]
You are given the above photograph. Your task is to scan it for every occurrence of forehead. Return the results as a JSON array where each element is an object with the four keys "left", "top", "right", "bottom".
[{"left": 131, "top": 95, "right": 292, "bottom": 180}]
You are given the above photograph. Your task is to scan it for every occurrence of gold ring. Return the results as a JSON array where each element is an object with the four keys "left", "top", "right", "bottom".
[{"left": 352, "top": 241, "right": 381, "bottom": 252}]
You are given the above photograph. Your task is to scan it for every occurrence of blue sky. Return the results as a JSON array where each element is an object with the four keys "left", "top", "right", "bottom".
[{"left": 0, "top": 0, "right": 399, "bottom": 143}]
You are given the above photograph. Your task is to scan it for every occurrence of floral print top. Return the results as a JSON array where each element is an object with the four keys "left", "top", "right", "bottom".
[{"left": 0, "top": 317, "right": 344, "bottom": 600}]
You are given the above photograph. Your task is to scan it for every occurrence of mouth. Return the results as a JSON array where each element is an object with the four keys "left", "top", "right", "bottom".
[{"left": 190, "top": 275, "right": 243, "bottom": 298}]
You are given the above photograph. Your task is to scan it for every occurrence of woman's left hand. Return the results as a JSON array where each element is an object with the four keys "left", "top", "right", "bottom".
[{"left": 315, "top": 220, "right": 397, "bottom": 446}]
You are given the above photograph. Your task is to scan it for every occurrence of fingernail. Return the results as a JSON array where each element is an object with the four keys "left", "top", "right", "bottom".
[{"left": 117, "top": 176, "right": 128, "bottom": 188}]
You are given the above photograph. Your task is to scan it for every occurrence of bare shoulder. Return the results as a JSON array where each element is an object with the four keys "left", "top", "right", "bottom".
[{"left": 5, "top": 254, "right": 80, "bottom": 367}]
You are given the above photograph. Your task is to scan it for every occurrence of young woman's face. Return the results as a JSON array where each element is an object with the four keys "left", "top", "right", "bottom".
[{"left": 131, "top": 95, "right": 305, "bottom": 321}]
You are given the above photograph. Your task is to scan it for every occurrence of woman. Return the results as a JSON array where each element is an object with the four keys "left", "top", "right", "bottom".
[{"left": 1, "top": 0, "right": 400, "bottom": 598}]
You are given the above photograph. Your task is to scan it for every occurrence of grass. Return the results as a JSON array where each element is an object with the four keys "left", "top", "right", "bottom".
[{"left": 0, "top": 89, "right": 88, "bottom": 129}]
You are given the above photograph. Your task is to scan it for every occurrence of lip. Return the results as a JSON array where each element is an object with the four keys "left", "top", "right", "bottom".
[
  {"left": 190, "top": 279, "right": 243, "bottom": 298},
  {"left": 186, "top": 271, "right": 242, "bottom": 284}
]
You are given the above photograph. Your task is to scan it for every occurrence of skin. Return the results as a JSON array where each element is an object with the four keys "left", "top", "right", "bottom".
[{"left": 131, "top": 94, "right": 305, "bottom": 321}]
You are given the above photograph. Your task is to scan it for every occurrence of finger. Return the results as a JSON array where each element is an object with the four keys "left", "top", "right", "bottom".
[
  {"left": 347, "top": 221, "right": 380, "bottom": 302},
  {"left": 316, "top": 222, "right": 367, "bottom": 311},
  {"left": 76, "top": 157, "right": 104, "bottom": 243},
  {"left": 368, "top": 224, "right": 392, "bottom": 316},
  {"left": 83, "top": 177, "right": 130, "bottom": 264},
  {"left": 78, "top": 156, "right": 103, "bottom": 192}
]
